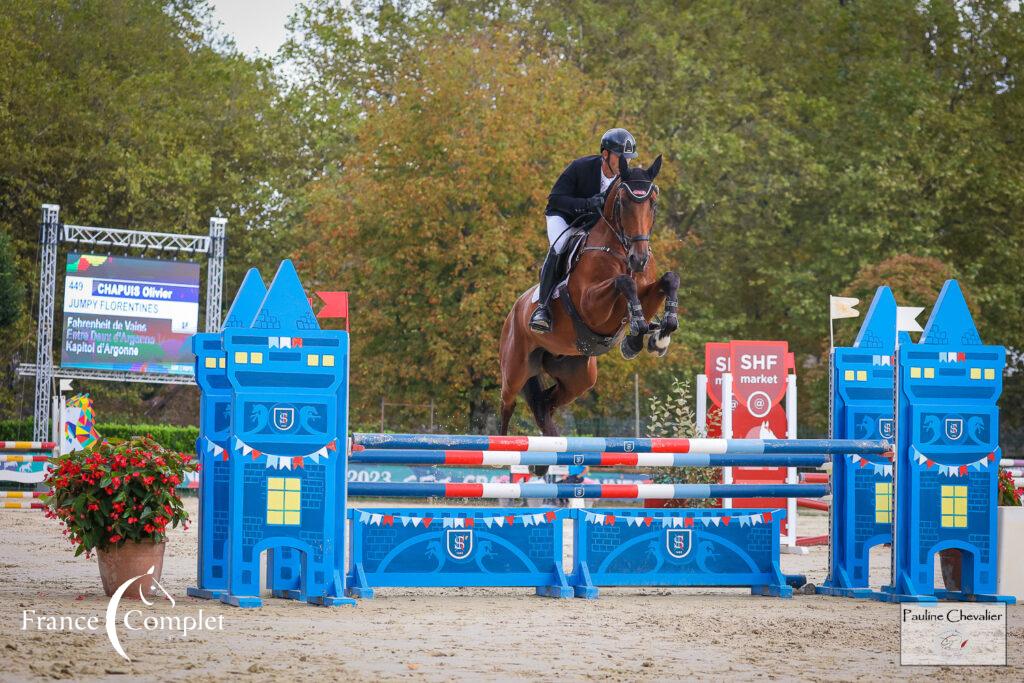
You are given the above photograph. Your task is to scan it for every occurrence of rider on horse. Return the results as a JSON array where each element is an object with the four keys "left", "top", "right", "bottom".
[{"left": 529, "top": 128, "right": 638, "bottom": 333}]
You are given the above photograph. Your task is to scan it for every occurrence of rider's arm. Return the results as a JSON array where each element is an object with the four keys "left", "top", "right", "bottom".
[{"left": 547, "top": 160, "right": 595, "bottom": 216}]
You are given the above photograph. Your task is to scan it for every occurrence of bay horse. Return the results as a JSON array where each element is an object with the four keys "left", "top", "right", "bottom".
[{"left": 498, "top": 155, "right": 680, "bottom": 472}]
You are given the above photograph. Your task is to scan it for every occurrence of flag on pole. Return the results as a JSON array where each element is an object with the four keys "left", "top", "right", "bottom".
[
  {"left": 829, "top": 295, "right": 860, "bottom": 351},
  {"left": 896, "top": 306, "right": 924, "bottom": 333},
  {"left": 829, "top": 296, "right": 860, "bottom": 320}
]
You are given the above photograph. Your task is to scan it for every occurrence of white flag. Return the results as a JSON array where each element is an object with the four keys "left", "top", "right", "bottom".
[
  {"left": 897, "top": 306, "right": 924, "bottom": 333},
  {"left": 829, "top": 295, "right": 860, "bottom": 320}
]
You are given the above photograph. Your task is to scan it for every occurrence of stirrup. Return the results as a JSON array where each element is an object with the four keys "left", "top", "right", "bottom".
[{"left": 530, "top": 305, "right": 552, "bottom": 332}]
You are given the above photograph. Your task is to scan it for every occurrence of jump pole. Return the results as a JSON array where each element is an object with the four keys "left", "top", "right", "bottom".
[
  {"left": 349, "top": 450, "right": 830, "bottom": 468},
  {"left": 782, "top": 374, "right": 807, "bottom": 554},
  {"left": 348, "top": 482, "right": 829, "bottom": 500}
]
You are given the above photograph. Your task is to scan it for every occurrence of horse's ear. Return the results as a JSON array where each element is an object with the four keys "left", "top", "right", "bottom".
[
  {"left": 618, "top": 153, "right": 629, "bottom": 178},
  {"left": 648, "top": 154, "right": 663, "bottom": 180}
]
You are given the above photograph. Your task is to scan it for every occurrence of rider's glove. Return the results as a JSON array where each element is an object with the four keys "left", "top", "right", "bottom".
[{"left": 585, "top": 194, "right": 604, "bottom": 212}]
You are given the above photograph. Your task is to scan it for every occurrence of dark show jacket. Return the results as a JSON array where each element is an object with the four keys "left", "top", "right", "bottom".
[{"left": 545, "top": 155, "right": 607, "bottom": 222}]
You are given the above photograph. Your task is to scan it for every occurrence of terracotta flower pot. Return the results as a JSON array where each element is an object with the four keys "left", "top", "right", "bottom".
[{"left": 96, "top": 540, "right": 167, "bottom": 598}]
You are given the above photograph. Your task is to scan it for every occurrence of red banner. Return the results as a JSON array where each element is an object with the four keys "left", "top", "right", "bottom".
[{"left": 704, "top": 341, "right": 796, "bottom": 532}]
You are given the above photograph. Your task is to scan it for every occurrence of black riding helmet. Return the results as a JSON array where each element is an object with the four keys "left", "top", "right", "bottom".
[{"left": 600, "top": 128, "right": 638, "bottom": 159}]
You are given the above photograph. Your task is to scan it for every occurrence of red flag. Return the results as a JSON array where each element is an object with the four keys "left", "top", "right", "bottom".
[
  {"left": 763, "top": 511, "right": 773, "bottom": 522},
  {"left": 465, "top": 518, "right": 474, "bottom": 527},
  {"left": 959, "top": 465, "right": 968, "bottom": 476},
  {"left": 382, "top": 515, "right": 394, "bottom": 527},
  {"left": 505, "top": 515, "right": 515, "bottom": 525},
  {"left": 987, "top": 452, "right": 995, "bottom": 461},
  {"left": 684, "top": 517, "right": 694, "bottom": 527},
  {"left": 604, "top": 514, "right": 616, "bottom": 526},
  {"left": 327, "top": 440, "right": 337, "bottom": 451},
  {"left": 292, "top": 456, "right": 304, "bottom": 469},
  {"left": 722, "top": 516, "right": 731, "bottom": 526},
  {"left": 251, "top": 449, "right": 261, "bottom": 460},
  {"left": 544, "top": 511, "right": 556, "bottom": 522},
  {"left": 643, "top": 517, "right": 653, "bottom": 527},
  {"left": 422, "top": 517, "right": 433, "bottom": 528},
  {"left": 292, "top": 337, "right": 303, "bottom": 348},
  {"left": 316, "top": 291, "right": 350, "bottom": 332}
]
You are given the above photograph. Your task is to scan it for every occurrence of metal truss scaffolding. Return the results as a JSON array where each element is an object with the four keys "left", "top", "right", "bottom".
[{"left": 22, "top": 204, "right": 226, "bottom": 440}]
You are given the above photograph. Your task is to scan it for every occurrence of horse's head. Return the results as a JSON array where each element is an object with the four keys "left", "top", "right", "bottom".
[{"left": 604, "top": 154, "right": 662, "bottom": 272}]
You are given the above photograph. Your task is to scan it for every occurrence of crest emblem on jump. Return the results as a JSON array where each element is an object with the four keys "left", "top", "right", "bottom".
[
  {"left": 666, "top": 529, "right": 692, "bottom": 559},
  {"left": 878, "top": 418, "right": 894, "bottom": 439},
  {"left": 573, "top": 486, "right": 585, "bottom": 498},
  {"left": 623, "top": 441, "right": 635, "bottom": 452},
  {"left": 446, "top": 529, "right": 473, "bottom": 560},
  {"left": 944, "top": 418, "right": 964, "bottom": 441},
  {"left": 572, "top": 454, "right": 585, "bottom": 466},
  {"left": 272, "top": 406, "right": 296, "bottom": 432}
]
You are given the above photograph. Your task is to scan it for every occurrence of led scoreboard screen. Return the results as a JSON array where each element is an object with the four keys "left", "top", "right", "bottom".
[{"left": 61, "top": 254, "right": 200, "bottom": 375}]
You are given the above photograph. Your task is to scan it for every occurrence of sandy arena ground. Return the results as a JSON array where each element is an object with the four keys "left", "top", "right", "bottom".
[{"left": 1, "top": 498, "right": 1022, "bottom": 682}]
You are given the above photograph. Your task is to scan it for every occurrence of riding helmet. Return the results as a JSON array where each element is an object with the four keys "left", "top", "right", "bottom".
[{"left": 600, "top": 128, "right": 638, "bottom": 159}]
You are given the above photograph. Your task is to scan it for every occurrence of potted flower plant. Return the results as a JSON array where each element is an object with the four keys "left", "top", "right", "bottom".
[{"left": 43, "top": 435, "right": 198, "bottom": 597}]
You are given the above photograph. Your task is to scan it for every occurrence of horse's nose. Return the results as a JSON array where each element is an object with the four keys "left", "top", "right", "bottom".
[{"left": 629, "top": 250, "right": 650, "bottom": 272}]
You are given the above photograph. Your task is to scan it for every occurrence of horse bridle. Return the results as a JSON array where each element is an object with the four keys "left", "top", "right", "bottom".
[{"left": 609, "top": 178, "right": 659, "bottom": 256}]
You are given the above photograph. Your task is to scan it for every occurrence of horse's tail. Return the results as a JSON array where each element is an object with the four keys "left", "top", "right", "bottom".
[{"left": 521, "top": 376, "right": 551, "bottom": 477}]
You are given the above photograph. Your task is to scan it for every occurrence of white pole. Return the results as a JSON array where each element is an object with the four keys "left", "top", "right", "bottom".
[
  {"left": 634, "top": 373, "right": 640, "bottom": 437},
  {"left": 721, "top": 372, "right": 733, "bottom": 508},
  {"left": 784, "top": 374, "right": 799, "bottom": 550},
  {"left": 695, "top": 374, "right": 708, "bottom": 438}
]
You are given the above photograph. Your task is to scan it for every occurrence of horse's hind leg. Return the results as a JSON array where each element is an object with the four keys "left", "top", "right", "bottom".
[{"left": 545, "top": 355, "right": 598, "bottom": 411}]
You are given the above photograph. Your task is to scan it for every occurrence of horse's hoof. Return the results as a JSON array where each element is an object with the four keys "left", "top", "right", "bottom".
[
  {"left": 621, "top": 334, "right": 645, "bottom": 360},
  {"left": 647, "top": 331, "right": 671, "bottom": 357},
  {"left": 628, "top": 320, "right": 649, "bottom": 337}
]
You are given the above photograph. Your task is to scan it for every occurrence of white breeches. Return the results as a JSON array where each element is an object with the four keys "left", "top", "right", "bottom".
[{"left": 546, "top": 215, "right": 581, "bottom": 254}]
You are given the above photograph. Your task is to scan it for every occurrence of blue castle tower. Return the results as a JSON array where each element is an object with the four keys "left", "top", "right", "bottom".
[
  {"left": 220, "top": 260, "right": 354, "bottom": 607},
  {"left": 880, "top": 280, "right": 1012, "bottom": 603},
  {"left": 189, "top": 268, "right": 267, "bottom": 600},
  {"left": 819, "top": 287, "right": 905, "bottom": 597}
]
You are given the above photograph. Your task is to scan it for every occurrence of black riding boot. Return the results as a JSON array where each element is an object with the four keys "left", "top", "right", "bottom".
[{"left": 529, "top": 247, "right": 562, "bottom": 333}]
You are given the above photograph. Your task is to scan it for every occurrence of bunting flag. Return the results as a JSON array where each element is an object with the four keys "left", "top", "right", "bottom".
[
  {"left": 267, "top": 336, "right": 302, "bottom": 349},
  {"left": 579, "top": 510, "right": 779, "bottom": 527},
  {"left": 910, "top": 447, "right": 995, "bottom": 477},
  {"left": 844, "top": 453, "right": 894, "bottom": 477},
  {"left": 353, "top": 509, "right": 554, "bottom": 528},
  {"left": 199, "top": 437, "right": 227, "bottom": 461},
  {"left": 228, "top": 436, "right": 337, "bottom": 469}
]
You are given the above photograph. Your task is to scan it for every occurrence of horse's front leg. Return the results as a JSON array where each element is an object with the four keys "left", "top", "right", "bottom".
[
  {"left": 615, "top": 275, "right": 652, "bottom": 360},
  {"left": 612, "top": 275, "right": 649, "bottom": 338},
  {"left": 642, "top": 272, "right": 680, "bottom": 357}
]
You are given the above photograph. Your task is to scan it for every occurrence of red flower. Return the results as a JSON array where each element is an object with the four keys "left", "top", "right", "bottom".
[{"left": 108, "top": 535, "right": 122, "bottom": 543}]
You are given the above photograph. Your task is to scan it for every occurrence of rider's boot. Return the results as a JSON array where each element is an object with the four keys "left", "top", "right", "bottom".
[{"left": 529, "top": 247, "right": 562, "bottom": 333}]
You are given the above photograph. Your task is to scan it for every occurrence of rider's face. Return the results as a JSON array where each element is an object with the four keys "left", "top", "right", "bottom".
[{"left": 602, "top": 150, "right": 621, "bottom": 176}]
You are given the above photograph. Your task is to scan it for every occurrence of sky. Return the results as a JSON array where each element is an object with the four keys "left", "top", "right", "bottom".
[{"left": 209, "top": 0, "right": 304, "bottom": 57}]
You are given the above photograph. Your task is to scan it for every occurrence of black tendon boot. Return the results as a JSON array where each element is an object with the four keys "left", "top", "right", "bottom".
[{"left": 529, "top": 247, "right": 562, "bottom": 332}]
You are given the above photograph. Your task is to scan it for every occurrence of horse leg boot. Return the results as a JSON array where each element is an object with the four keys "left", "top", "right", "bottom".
[
  {"left": 646, "top": 272, "right": 680, "bottom": 357},
  {"left": 529, "top": 247, "right": 563, "bottom": 333},
  {"left": 614, "top": 275, "right": 649, "bottom": 359}
]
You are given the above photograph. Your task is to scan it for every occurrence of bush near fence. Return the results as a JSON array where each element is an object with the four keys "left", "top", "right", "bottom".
[{"left": 0, "top": 419, "right": 198, "bottom": 454}]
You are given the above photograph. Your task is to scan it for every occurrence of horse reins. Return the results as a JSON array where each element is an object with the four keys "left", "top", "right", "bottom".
[{"left": 583, "top": 177, "right": 659, "bottom": 270}]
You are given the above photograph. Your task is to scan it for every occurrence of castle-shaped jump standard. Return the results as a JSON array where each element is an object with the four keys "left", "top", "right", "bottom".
[
  {"left": 193, "top": 260, "right": 353, "bottom": 607},
  {"left": 819, "top": 286, "right": 903, "bottom": 598},
  {"left": 880, "top": 281, "right": 1011, "bottom": 603}
]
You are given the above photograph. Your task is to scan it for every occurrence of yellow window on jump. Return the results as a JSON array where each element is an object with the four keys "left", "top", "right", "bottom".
[
  {"left": 874, "top": 482, "right": 893, "bottom": 524},
  {"left": 941, "top": 485, "right": 968, "bottom": 528},
  {"left": 267, "top": 477, "right": 301, "bottom": 525}
]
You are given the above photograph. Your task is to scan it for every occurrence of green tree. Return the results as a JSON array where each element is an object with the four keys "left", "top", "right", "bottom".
[{"left": 297, "top": 30, "right": 608, "bottom": 430}]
